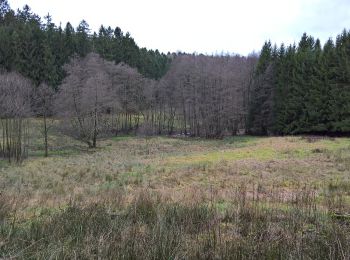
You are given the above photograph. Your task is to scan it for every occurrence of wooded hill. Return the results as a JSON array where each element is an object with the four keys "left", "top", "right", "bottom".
[{"left": 0, "top": 1, "right": 170, "bottom": 87}]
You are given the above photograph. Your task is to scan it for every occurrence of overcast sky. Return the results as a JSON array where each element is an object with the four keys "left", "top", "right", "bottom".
[{"left": 8, "top": 0, "right": 350, "bottom": 55}]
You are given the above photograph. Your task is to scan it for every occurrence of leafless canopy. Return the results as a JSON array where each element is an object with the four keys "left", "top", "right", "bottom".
[
  {"left": 0, "top": 72, "right": 32, "bottom": 162},
  {"left": 55, "top": 52, "right": 257, "bottom": 144},
  {"left": 55, "top": 53, "right": 148, "bottom": 147}
]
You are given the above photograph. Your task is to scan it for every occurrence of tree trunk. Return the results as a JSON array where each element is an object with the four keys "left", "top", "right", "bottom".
[{"left": 44, "top": 114, "right": 48, "bottom": 157}]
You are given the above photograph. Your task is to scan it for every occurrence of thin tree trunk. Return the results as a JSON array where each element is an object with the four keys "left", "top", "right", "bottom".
[{"left": 44, "top": 114, "right": 48, "bottom": 157}]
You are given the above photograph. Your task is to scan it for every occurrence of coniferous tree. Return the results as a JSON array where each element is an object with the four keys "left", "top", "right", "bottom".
[
  {"left": 249, "top": 30, "right": 350, "bottom": 135},
  {"left": 0, "top": 0, "right": 10, "bottom": 23},
  {"left": 247, "top": 41, "right": 274, "bottom": 135},
  {"left": 76, "top": 20, "right": 91, "bottom": 57}
]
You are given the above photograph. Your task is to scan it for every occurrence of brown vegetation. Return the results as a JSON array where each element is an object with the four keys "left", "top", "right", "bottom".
[{"left": 0, "top": 72, "right": 32, "bottom": 162}]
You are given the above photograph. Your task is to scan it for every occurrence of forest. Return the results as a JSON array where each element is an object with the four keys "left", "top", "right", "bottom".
[
  {"left": 249, "top": 34, "right": 350, "bottom": 135},
  {"left": 0, "top": 0, "right": 350, "bottom": 162}
]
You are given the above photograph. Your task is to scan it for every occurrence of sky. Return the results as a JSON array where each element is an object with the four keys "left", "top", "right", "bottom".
[{"left": 8, "top": 0, "right": 350, "bottom": 56}]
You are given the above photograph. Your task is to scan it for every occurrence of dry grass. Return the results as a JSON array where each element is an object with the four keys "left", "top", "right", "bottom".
[
  {"left": 0, "top": 132, "right": 349, "bottom": 216},
  {"left": 1, "top": 131, "right": 350, "bottom": 258}
]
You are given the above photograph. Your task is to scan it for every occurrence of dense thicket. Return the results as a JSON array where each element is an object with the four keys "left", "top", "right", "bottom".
[
  {"left": 0, "top": 72, "right": 32, "bottom": 162},
  {"left": 54, "top": 53, "right": 255, "bottom": 145},
  {"left": 153, "top": 54, "right": 256, "bottom": 137},
  {"left": 55, "top": 53, "right": 152, "bottom": 147},
  {"left": 248, "top": 31, "right": 350, "bottom": 135},
  {"left": 0, "top": 0, "right": 170, "bottom": 88}
]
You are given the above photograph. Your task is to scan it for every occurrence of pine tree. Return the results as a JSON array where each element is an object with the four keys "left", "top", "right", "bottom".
[
  {"left": 330, "top": 30, "right": 350, "bottom": 132},
  {"left": 76, "top": 20, "right": 91, "bottom": 57},
  {"left": 0, "top": 0, "right": 10, "bottom": 23},
  {"left": 247, "top": 41, "right": 274, "bottom": 135}
]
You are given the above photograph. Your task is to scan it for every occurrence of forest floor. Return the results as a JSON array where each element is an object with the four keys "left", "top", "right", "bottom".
[{"left": 1, "top": 127, "right": 350, "bottom": 258}]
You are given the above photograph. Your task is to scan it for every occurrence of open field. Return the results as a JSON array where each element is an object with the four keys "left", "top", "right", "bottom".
[
  {"left": 1, "top": 130, "right": 350, "bottom": 258},
  {"left": 2, "top": 2, "right": 350, "bottom": 258}
]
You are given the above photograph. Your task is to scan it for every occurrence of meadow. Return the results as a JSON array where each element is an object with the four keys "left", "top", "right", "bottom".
[{"left": 1, "top": 126, "right": 350, "bottom": 259}]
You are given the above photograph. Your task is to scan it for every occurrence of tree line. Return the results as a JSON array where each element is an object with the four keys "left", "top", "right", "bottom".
[
  {"left": 155, "top": 54, "right": 256, "bottom": 137},
  {"left": 248, "top": 31, "right": 350, "bottom": 135},
  {"left": 0, "top": 52, "right": 255, "bottom": 162},
  {"left": 0, "top": 0, "right": 170, "bottom": 88},
  {"left": 1, "top": 0, "right": 350, "bottom": 163},
  {"left": 0, "top": 0, "right": 169, "bottom": 162}
]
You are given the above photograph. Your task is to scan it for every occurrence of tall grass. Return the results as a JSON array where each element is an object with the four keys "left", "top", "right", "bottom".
[
  {"left": 1, "top": 186, "right": 350, "bottom": 259},
  {"left": 1, "top": 136, "right": 350, "bottom": 258}
]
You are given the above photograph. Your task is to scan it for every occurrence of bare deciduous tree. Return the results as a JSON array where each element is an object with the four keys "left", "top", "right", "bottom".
[
  {"left": 32, "top": 83, "right": 55, "bottom": 157},
  {"left": 55, "top": 53, "right": 112, "bottom": 148},
  {"left": 148, "top": 53, "right": 257, "bottom": 138},
  {"left": 0, "top": 72, "right": 32, "bottom": 162},
  {"left": 48, "top": 45, "right": 259, "bottom": 146}
]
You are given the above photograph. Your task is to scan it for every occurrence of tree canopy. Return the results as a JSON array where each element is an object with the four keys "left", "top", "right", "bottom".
[
  {"left": 0, "top": 1, "right": 171, "bottom": 88},
  {"left": 248, "top": 31, "right": 350, "bottom": 135}
]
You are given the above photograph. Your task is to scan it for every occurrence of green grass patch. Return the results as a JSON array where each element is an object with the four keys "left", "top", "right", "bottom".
[
  {"left": 280, "top": 147, "right": 314, "bottom": 158},
  {"left": 223, "top": 135, "right": 261, "bottom": 146},
  {"left": 165, "top": 147, "right": 277, "bottom": 166},
  {"left": 320, "top": 138, "right": 350, "bottom": 150},
  {"left": 111, "top": 135, "right": 135, "bottom": 142},
  {"left": 0, "top": 159, "right": 8, "bottom": 168}
]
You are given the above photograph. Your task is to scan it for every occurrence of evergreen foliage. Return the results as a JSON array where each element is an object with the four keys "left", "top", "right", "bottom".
[
  {"left": 0, "top": 2, "right": 171, "bottom": 88},
  {"left": 248, "top": 31, "right": 350, "bottom": 135}
]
